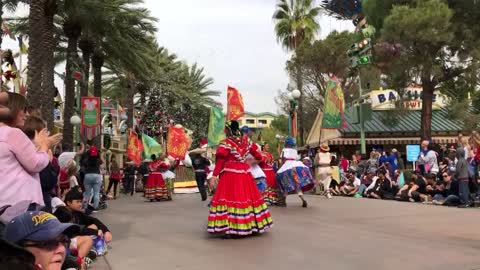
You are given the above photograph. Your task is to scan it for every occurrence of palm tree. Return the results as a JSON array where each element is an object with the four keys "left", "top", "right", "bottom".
[
  {"left": 26, "top": 0, "right": 46, "bottom": 112},
  {"left": 40, "top": 0, "right": 57, "bottom": 130},
  {"left": 273, "top": 0, "right": 321, "bottom": 145},
  {"left": 0, "top": 0, "right": 21, "bottom": 49}
]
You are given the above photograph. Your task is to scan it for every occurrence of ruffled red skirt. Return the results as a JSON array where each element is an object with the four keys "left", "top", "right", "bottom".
[
  {"left": 144, "top": 172, "right": 168, "bottom": 200},
  {"left": 208, "top": 161, "right": 273, "bottom": 235},
  {"left": 261, "top": 165, "right": 279, "bottom": 205}
]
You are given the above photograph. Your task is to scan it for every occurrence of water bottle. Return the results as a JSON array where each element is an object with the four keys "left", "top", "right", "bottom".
[{"left": 94, "top": 235, "right": 106, "bottom": 256}]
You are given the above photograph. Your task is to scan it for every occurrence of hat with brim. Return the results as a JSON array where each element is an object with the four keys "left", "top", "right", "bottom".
[
  {"left": 5, "top": 211, "right": 80, "bottom": 244},
  {"left": 320, "top": 143, "right": 330, "bottom": 152}
]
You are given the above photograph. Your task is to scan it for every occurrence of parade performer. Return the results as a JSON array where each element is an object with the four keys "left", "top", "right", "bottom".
[
  {"left": 276, "top": 137, "right": 315, "bottom": 207},
  {"left": 190, "top": 139, "right": 211, "bottom": 201},
  {"left": 314, "top": 143, "right": 333, "bottom": 199},
  {"left": 160, "top": 161, "right": 175, "bottom": 200},
  {"left": 144, "top": 155, "right": 169, "bottom": 201},
  {"left": 173, "top": 154, "right": 198, "bottom": 194},
  {"left": 260, "top": 143, "right": 279, "bottom": 205},
  {"left": 207, "top": 121, "right": 273, "bottom": 236}
]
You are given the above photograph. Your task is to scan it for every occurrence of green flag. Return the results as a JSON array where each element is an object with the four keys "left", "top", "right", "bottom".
[
  {"left": 208, "top": 106, "right": 225, "bottom": 146},
  {"left": 142, "top": 133, "right": 162, "bottom": 158},
  {"left": 322, "top": 77, "right": 346, "bottom": 129}
]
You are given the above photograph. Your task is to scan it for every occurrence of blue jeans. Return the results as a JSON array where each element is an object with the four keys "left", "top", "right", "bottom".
[
  {"left": 83, "top": 173, "right": 103, "bottom": 209},
  {"left": 433, "top": 194, "right": 461, "bottom": 206},
  {"left": 459, "top": 180, "right": 470, "bottom": 205}
]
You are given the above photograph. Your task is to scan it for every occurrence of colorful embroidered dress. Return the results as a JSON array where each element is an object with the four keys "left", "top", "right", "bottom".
[
  {"left": 207, "top": 136, "right": 273, "bottom": 235},
  {"left": 276, "top": 148, "right": 315, "bottom": 194},
  {"left": 144, "top": 160, "right": 169, "bottom": 200},
  {"left": 260, "top": 150, "right": 279, "bottom": 205}
]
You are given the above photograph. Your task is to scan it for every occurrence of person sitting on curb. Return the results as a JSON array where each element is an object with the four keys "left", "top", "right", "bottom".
[
  {"left": 4, "top": 211, "right": 80, "bottom": 270},
  {"left": 61, "top": 189, "right": 112, "bottom": 243}
]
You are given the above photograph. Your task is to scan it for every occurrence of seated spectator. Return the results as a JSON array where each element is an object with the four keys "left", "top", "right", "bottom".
[
  {"left": 432, "top": 171, "right": 461, "bottom": 206},
  {"left": 354, "top": 171, "right": 375, "bottom": 198},
  {"left": 63, "top": 190, "right": 112, "bottom": 243},
  {"left": 366, "top": 169, "right": 395, "bottom": 200},
  {"left": 4, "top": 211, "right": 79, "bottom": 270},
  {"left": 396, "top": 172, "right": 429, "bottom": 202},
  {"left": 340, "top": 170, "right": 361, "bottom": 196}
]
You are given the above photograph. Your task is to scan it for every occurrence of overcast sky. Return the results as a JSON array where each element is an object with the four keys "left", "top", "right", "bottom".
[
  {"left": 7, "top": 1, "right": 353, "bottom": 114},
  {"left": 144, "top": 0, "right": 353, "bottom": 114}
]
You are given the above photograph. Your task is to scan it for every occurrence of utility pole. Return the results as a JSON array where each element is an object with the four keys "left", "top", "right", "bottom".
[{"left": 347, "top": 38, "right": 372, "bottom": 155}]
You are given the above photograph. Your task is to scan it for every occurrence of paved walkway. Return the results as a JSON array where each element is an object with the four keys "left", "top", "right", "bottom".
[{"left": 96, "top": 194, "right": 480, "bottom": 270}]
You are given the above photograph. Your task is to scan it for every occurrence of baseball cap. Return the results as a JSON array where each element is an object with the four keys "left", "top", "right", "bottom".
[
  {"left": 89, "top": 146, "right": 98, "bottom": 157},
  {"left": 5, "top": 211, "right": 80, "bottom": 244}
]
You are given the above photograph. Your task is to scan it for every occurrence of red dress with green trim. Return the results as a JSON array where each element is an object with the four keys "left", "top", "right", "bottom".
[
  {"left": 207, "top": 136, "right": 273, "bottom": 235},
  {"left": 260, "top": 151, "right": 279, "bottom": 205},
  {"left": 144, "top": 160, "right": 168, "bottom": 200}
]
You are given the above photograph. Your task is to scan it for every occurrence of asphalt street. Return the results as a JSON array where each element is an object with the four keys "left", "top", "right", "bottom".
[{"left": 96, "top": 193, "right": 480, "bottom": 270}]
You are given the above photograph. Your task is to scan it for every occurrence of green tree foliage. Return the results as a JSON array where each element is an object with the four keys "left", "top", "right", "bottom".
[
  {"left": 365, "top": 0, "right": 480, "bottom": 140},
  {"left": 273, "top": 0, "right": 322, "bottom": 146}
]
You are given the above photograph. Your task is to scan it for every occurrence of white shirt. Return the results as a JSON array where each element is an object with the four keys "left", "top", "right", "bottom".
[
  {"left": 352, "top": 177, "right": 361, "bottom": 187},
  {"left": 69, "top": 176, "right": 79, "bottom": 188},
  {"left": 282, "top": 148, "right": 298, "bottom": 160}
]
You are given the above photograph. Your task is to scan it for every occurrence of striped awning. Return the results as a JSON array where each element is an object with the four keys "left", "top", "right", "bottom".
[{"left": 325, "top": 136, "right": 458, "bottom": 146}]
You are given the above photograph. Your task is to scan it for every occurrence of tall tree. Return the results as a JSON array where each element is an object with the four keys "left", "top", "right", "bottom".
[
  {"left": 378, "top": 0, "right": 475, "bottom": 140},
  {"left": 273, "top": 0, "right": 321, "bottom": 145},
  {"left": 40, "top": 0, "right": 57, "bottom": 130},
  {"left": 26, "top": 0, "right": 46, "bottom": 112}
]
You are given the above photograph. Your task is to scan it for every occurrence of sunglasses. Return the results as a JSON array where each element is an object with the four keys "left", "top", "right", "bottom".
[{"left": 23, "top": 236, "right": 70, "bottom": 251}]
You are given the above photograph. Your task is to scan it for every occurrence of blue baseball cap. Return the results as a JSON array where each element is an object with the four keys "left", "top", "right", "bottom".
[
  {"left": 5, "top": 211, "right": 80, "bottom": 244},
  {"left": 241, "top": 125, "right": 250, "bottom": 134}
]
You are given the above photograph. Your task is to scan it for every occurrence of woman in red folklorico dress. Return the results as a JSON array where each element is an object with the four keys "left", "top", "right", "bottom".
[
  {"left": 144, "top": 155, "right": 169, "bottom": 202},
  {"left": 260, "top": 143, "right": 279, "bottom": 205},
  {"left": 207, "top": 121, "right": 273, "bottom": 236}
]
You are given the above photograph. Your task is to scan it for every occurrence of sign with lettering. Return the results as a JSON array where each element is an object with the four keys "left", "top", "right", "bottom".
[
  {"left": 369, "top": 86, "right": 448, "bottom": 111},
  {"left": 406, "top": 144, "right": 421, "bottom": 162}
]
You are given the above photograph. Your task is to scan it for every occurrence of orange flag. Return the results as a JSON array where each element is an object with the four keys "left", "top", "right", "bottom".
[
  {"left": 127, "top": 130, "right": 144, "bottom": 165},
  {"left": 227, "top": 86, "right": 245, "bottom": 121},
  {"left": 167, "top": 125, "right": 191, "bottom": 159}
]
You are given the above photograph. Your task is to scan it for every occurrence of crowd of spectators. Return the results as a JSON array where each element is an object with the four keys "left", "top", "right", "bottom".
[
  {"left": 0, "top": 91, "right": 113, "bottom": 270},
  {"left": 323, "top": 138, "right": 480, "bottom": 208}
]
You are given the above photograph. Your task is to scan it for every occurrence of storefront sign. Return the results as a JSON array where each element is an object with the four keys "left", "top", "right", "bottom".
[
  {"left": 406, "top": 144, "right": 420, "bottom": 162},
  {"left": 369, "top": 86, "right": 448, "bottom": 111}
]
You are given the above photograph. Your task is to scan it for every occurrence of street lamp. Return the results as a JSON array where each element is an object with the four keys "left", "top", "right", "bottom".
[
  {"left": 288, "top": 89, "right": 300, "bottom": 139},
  {"left": 70, "top": 115, "right": 81, "bottom": 151}
]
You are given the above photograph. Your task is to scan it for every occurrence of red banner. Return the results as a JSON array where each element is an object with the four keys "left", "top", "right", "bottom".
[
  {"left": 127, "top": 130, "right": 143, "bottom": 165},
  {"left": 167, "top": 125, "right": 191, "bottom": 160},
  {"left": 81, "top": 97, "right": 101, "bottom": 140},
  {"left": 227, "top": 86, "right": 244, "bottom": 121}
]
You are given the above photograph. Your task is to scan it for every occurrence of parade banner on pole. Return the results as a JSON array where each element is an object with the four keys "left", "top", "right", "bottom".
[
  {"left": 167, "top": 125, "right": 191, "bottom": 160},
  {"left": 142, "top": 133, "right": 162, "bottom": 158},
  {"left": 81, "top": 97, "right": 101, "bottom": 140},
  {"left": 226, "top": 86, "right": 244, "bottom": 121},
  {"left": 208, "top": 106, "right": 226, "bottom": 146},
  {"left": 321, "top": 77, "right": 347, "bottom": 129},
  {"left": 127, "top": 130, "right": 143, "bottom": 165}
]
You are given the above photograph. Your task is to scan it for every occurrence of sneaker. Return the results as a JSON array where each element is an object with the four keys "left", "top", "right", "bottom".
[
  {"left": 408, "top": 198, "right": 415, "bottom": 203},
  {"left": 432, "top": 200, "right": 444, "bottom": 205},
  {"left": 353, "top": 194, "right": 362, "bottom": 198},
  {"left": 326, "top": 193, "right": 333, "bottom": 199},
  {"left": 87, "top": 250, "right": 97, "bottom": 261},
  {"left": 302, "top": 200, "right": 307, "bottom": 208},
  {"left": 83, "top": 257, "right": 93, "bottom": 268}
]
